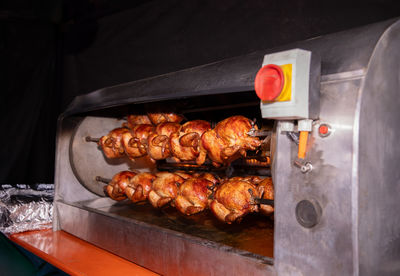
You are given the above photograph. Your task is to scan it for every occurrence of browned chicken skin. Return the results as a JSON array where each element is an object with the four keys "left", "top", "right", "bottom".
[
  {"left": 147, "top": 113, "right": 184, "bottom": 125},
  {"left": 198, "top": 116, "right": 261, "bottom": 167},
  {"left": 193, "top": 172, "right": 219, "bottom": 186},
  {"left": 170, "top": 120, "right": 211, "bottom": 162},
  {"left": 225, "top": 176, "right": 262, "bottom": 185},
  {"left": 257, "top": 177, "right": 274, "bottom": 216},
  {"left": 148, "top": 172, "right": 185, "bottom": 208},
  {"left": 197, "top": 129, "right": 227, "bottom": 166},
  {"left": 125, "top": 115, "right": 152, "bottom": 128},
  {"left": 175, "top": 173, "right": 218, "bottom": 215},
  {"left": 104, "top": 171, "right": 137, "bottom": 201},
  {"left": 147, "top": 122, "right": 181, "bottom": 161},
  {"left": 174, "top": 171, "right": 193, "bottom": 180},
  {"left": 215, "top": 116, "right": 260, "bottom": 148},
  {"left": 210, "top": 178, "right": 259, "bottom": 224},
  {"left": 98, "top": 128, "right": 130, "bottom": 159},
  {"left": 125, "top": 172, "right": 156, "bottom": 203},
  {"left": 122, "top": 124, "right": 155, "bottom": 159}
]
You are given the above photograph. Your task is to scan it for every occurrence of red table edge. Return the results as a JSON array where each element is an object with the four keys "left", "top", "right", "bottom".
[{"left": 9, "top": 229, "right": 159, "bottom": 276}]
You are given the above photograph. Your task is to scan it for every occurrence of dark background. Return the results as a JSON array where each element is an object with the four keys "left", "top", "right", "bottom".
[{"left": 1, "top": 0, "right": 400, "bottom": 184}]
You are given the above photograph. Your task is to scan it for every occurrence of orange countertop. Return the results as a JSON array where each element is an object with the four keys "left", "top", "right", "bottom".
[{"left": 10, "top": 229, "right": 159, "bottom": 276}]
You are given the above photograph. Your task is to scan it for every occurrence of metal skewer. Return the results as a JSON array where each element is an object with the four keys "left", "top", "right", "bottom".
[
  {"left": 254, "top": 198, "right": 274, "bottom": 207},
  {"left": 86, "top": 136, "right": 100, "bottom": 143},
  {"left": 96, "top": 176, "right": 112, "bottom": 184},
  {"left": 247, "top": 129, "right": 272, "bottom": 137},
  {"left": 248, "top": 188, "right": 274, "bottom": 206}
]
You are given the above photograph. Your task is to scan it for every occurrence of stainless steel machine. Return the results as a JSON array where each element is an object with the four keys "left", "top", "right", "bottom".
[{"left": 54, "top": 18, "right": 400, "bottom": 275}]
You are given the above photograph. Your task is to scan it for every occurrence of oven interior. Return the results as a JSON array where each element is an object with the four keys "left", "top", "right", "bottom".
[{"left": 68, "top": 90, "right": 275, "bottom": 261}]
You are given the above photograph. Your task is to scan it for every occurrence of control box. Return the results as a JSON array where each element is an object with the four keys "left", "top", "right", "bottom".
[{"left": 255, "top": 48, "right": 320, "bottom": 120}]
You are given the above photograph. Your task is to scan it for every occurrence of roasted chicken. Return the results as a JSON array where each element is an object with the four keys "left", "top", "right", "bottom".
[
  {"left": 174, "top": 171, "right": 193, "bottom": 180},
  {"left": 147, "top": 112, "right": 184, "bottom": 125},
  {"left": 175, "top": 173, "right": 218, "bottom": 215},
  {"left": 170, "top": 120, "right": 211, "bottom": 162},
  {"left": 226, "top": 176, "right": 262, "bottom": 185},
  {"left": 104, "top": 171, "right": 137, "bottom": 201},
  {"left": 197, "top": 129, "right": 227, "bottom": 166},
  {"left": 122, "top": 124, "right": 155, "bottom": 159},
  {"left": 257, "top": 177, "right": 274, "bottom": 216},
  {"left": 98, "top": 128, "right": 130, "bottom": 159},
  {"left": 198, "top": 116, "right": 261, "bottom": 167},
  {"left": 193, "top": 172, "right": 219, "bottom": 186},
  {"left": 125, "top": 172, "right": 156, "bottom": 203},
  {"left": 148, "top": 172, "right": 185, "bottom": 208},
  {"left": 147, "top": 122, "right": 181, "bottom": 161},
  {"left": 210, "top": 178, "right": 259, "bottom": 223},
  {"left": 125, "top": 115, "right": 152, "bottom": 128}
]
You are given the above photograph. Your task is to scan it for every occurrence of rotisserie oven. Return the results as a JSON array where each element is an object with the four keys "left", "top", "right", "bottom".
[{"left": 54, "top": 18, "right": 400, "bottom": 275}]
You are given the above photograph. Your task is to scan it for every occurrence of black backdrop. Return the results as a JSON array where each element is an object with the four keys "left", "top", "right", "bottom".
[{"left": 1, "top": 0, "right": 400, "bottom": 184}]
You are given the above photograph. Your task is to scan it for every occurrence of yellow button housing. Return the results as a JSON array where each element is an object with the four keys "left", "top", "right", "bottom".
[{"left": 275, "top": 63, "right": 292, "bottom": 102}]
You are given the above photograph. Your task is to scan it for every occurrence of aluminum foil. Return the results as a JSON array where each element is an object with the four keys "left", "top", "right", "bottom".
[{"left": 0, "top": 184, "right": 53, "bottom": 234}]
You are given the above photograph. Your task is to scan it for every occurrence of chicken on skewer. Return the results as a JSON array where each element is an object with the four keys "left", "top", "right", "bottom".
[
  {"left": 170, "top": 120, "right": 211, "bottom": 162},
  {"left": 197, "top": 116, "right": 261, "bottom": 167},
  {"left": 175, "top": 173, "right": 218, "bottom": 215},
  {"left": 98, "top": 128, "right": 130, "bottom": 159},
  {"left": 147, "top": 122, "right": 181, "bottom": 161},
  {"left": 124, "top": 114, "right": 152, "bottom": 128},
  {"left": 193, "top": 172, "right": 219, "bottom": 187},
  {"left": 122, "top": 124, "right": 155, "bottom": 160},
  {"left": 104, "top": 171, "right": 137, "bottom": 201},
  {"left": 225, "top": 176, "right": 262, "bottom": 185},
  {"left": 257, "top": 177, "right": 274, "bottom": 216},
  {"left": 147, "top": 112, "right": 184, "bottom": 125},
  {"left": 210, "top": 177, "right": 259, "bottom": 224},
  {"left": 125, "top": 172, "right": 156, "bottom": 203},
  {"left": 148, "top": 172, "right": 186, "bottom": 208},
  {"left": 174, "top": 171, "right": 193, "bottom": 180}
]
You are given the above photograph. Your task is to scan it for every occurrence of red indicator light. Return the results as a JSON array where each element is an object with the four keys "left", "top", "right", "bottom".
[{"left": 318, "top": 124, "right": 332, "bottom": 137}]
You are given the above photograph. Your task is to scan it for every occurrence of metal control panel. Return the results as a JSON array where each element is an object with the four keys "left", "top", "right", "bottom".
[{"left": 255, "top": 48, "right": 320, "bottom": 120}]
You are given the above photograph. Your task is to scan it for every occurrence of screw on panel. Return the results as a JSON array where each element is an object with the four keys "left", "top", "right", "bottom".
[{"left": 300, "top": 162, "right": 313, "bottom": 173}]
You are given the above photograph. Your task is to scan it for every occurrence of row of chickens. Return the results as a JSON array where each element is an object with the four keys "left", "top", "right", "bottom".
[
  {"left": 104, "top": 170, "right": 274, "bottom": 224},
  {"left": 97, "top": 113, "right": 262, "bottom": 167}
]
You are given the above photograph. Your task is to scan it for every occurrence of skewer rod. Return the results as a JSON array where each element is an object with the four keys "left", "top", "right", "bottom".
[
  {"left": 96, "top": 176, "right": 111, "bottom": 183},
  {"left": 86, "top": 136, "right": 100, "bottom": 143},
  {"left": 256, "top": 198, "right": 274, "bottom": 206},
  {"left": 247, "top": 130, "right": 272, "bottom": 137}
]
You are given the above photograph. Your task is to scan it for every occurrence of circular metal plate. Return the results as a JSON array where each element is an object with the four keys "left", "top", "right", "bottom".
[
  {"left": 295, "top": 199, "right": 322, "bottom": 228},
  {"left": 69, "top": 117, "right": 154, "bottom": 196}
]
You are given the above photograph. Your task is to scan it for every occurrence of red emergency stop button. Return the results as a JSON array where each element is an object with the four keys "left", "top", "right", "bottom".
[{"left": 255, "top": 64, "right": 285, "bottom": 101}]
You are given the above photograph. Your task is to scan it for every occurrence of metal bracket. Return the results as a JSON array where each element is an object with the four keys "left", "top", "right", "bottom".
[{"left": 294, "top": 158, "right": 313, "bottom": 173}]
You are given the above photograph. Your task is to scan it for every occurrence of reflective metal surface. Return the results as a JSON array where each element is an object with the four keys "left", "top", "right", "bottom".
[
  {"left": 274, "top": 77, "right": 363, "bottom": 275},
  {"left": 84, "top": 198, "right": 273, "bottom": 257},
  {"left": 357, "top": 20, "right": 400, "bottom": 276},
  {"left": 57, "top": 201, "right": 275, "bottom": 276}
]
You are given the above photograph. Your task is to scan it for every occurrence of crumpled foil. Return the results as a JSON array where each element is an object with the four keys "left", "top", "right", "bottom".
[{"left": 0, "top": 184, "right": 53, "bottom": 234}]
